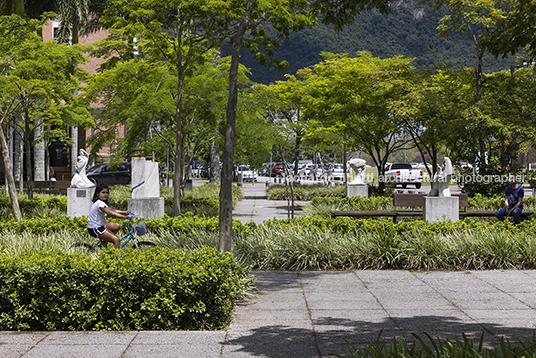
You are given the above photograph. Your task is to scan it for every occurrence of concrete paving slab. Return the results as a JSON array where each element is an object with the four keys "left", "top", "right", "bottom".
[
  {"left": 2, "top": 345, "right": 34, "bottom": 358},
  {"left": 413, "top": 271, "right": 499, "bottom": 292},
  {"left": 222, "top": 328, "right": 320, "bottom": 358},
  {"left": 21, "top": 345, "right": 127, "bottom": 358},
  {"left": 440, "top": 292, "right": 532, "bottom": 310},
  {"left": 389, "top": 313, "right": 477, "bottom": 332},
  {"left": 0, "top": 332, "right": 50, "bottom": 344},
  {"left": 130, "top": 331, "right": 226, "bottom": 345},
  {"left": 123, "top": 345, "right": 221, "bottom": 358},
  {"left": 125, "top": 331, "right": 227, "bottom": 358},
  {"left": 304, "top": 293, "right": 381, "bottom": 310},
  {"left": 471, "top": 270, "right": 536, "bottom": 292},
  {"left": 41, "top": 331, "right": 137, "bottom": 345},
  {"left": 232, "top": 308, "right": 311, "bottom": 322},
  {"left": 509, "top": 292, "right": 536, "bottom": 308},
  {"left": 310, "top": 309, "right": 394, "bottom": 326}
]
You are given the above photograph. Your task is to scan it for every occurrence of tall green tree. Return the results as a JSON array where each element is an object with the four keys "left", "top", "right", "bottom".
[
  {"left": 219, "top": 0, "right": 395, "bottom": 250},
  {"left": 481, "top": 68, "right": 536, "bottom": 164},
  {"left": 99, "top": 0, "right": 287, "bottom": 218},
  {"left": 435, "top": 0, "right": 513, "bottom": 171},
  {"left": 84, "top": 53, "right": 238, "bottom": 181},
  {"left": 480, "top": 0, "right": 535, "bottom": 61},
  {"left": 395, "top": 68, "right": 476, "bottom": 178},
  {"left": 0, "top": 14, "right": 91, "bottom": 216},
  {"left": 297, "top": 51, "right": 414, "bottom": 193}
]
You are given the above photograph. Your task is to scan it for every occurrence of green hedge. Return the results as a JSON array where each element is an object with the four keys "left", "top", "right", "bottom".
[
  {"left": 267, "top": 183, "right": 346, "bottom": 200},
  {"left": 0, "top": 213, "right": 257, "bottom": 235},
  {"left": 0, "top": 247, "right": 251, "bottom": 331},
  {"left": 0, "top": 196, "right": 67, "bottom": 211},
  {"left": 309, "top": 196, "right": 393, "bottom": 210},
  {"left": 307, "top": 195, "right": 536, "bottom": 213}
]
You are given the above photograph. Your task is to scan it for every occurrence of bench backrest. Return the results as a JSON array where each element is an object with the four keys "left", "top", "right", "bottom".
[{"left": 393, "top": 193, "right": 468, "bottom": 208}]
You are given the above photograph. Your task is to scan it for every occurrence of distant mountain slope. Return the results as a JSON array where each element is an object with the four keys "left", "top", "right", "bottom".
[{"left": 224, "top": 4, "right": 515, "bottom": 84}]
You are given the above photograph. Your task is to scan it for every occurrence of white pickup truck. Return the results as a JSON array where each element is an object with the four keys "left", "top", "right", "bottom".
[{"left": 384, "top": 162, "right": 423, "bottom": 189}]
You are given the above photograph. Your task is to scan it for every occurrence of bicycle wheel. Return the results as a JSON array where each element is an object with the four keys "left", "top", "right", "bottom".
[
  {"left": 70, "top": 242, "right": 93, "bottom": 254},
  {"left": 133, "top": 241, "right": 157, "bottom": 251}
]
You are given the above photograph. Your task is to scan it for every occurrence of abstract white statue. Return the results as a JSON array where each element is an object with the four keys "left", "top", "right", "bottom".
[
  {"left": 429, "top": 157, "right": 453, "bottom": 197},
  {"left": 348, "top": 158, "right": 367, "bottom": 185},
  {"left": 131, "top": 157, "right": 160, "bottom": 199},
  {"left": 70, "top": 149, "right": 95, "bottom": 188}
]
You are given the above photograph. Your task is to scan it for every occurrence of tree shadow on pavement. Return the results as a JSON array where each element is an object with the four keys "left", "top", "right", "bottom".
[{"left": 223, "top": 315, "right": 536, "bottom": 358}]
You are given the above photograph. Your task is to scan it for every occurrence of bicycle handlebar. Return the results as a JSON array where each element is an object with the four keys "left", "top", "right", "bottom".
[{"left": 126, "top": 212, "right": 136, "bottom": 226}]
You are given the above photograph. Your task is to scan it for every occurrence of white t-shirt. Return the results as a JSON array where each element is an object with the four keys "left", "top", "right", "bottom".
[{"left": 88, "top": 199, "right": 108, "bottom": 228}]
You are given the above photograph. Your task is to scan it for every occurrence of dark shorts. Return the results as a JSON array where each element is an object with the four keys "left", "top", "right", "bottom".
[{"left": 88, "top": 226, "right": 106, "bottom": 238}]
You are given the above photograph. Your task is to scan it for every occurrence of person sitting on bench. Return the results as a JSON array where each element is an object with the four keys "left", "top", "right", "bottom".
[{"left": 495, "top": 176, "right": 524, "bottom": 225}]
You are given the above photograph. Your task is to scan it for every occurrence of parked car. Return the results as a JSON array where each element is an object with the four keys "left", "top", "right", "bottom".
[
  {"left": 86, "top": 162, "right": 131, "bottom": 186},
  {"left": 299, "top": 163, "right": 323, "bottom": 180},
  {"left": 330, "top": 163, "right": 345, "bottom": 181},
  {"left": 259, "top": 165, "right": 270, "bottom": 176},
  {"left": 272, "top": 162, "right": 284, "bottom": 176},
  {"left": 235, "top": 165, "right": 257, "bottom": 182},
  {"left": 384, "top": 162, "right": 422, "bottom": 188}
]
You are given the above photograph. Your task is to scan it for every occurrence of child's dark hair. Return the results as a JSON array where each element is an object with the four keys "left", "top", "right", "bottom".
[{"left": 92, "top": 183, "right": 109, "bottom": 203}]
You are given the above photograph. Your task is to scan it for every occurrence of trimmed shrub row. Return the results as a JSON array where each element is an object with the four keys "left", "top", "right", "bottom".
[
  {"left": 267, "top": 183, "right": 346, "bottom": 200},
  {"left": 0, "top": 213, "right": 257, "bottom": 235},
  {"left": 0, "top": 247, "right": 251, "bottom": 331},
  {"left": 309, "top": 195, "right": 536, "bottom": 211}
]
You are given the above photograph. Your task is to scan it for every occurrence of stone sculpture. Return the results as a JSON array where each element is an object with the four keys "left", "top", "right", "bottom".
[
  {"left": 70, "top": 149, "right": 95, "bottom": 188},
  {"left": 429, "top": 157, "right": 453, "bottom": 197},
  {"left": 348, "top": 158, "right": 367, "bottom": 185},
  {"left": 131, "top": 157, "right": 160, "bottom": 199}
]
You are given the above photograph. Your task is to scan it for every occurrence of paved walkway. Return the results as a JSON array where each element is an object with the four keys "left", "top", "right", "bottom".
[
  {"left": 232, "top": 181, "right": 308, "bottom": 223},
  {"left": 3, "top": 182, "right": 536, "bottom": 357}
]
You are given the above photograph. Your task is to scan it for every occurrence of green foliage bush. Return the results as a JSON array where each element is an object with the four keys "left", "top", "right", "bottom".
[
  {"left": 0, "top": 196, "right": 67, "bottom": 220},
  {"left": 0, "top": 213, "right": 256, "bottom": 236},
  {"left": 333, "top": 331, "right": 536, "bottom": 358},
  {"left": 0, "top": 247, "right": 251, "bottom": 331},
  {"left": 305, "top": 195, "right": 536, "bottom": 217},
  {"left": 266, "top": 183, "right": 346, "bottom": 200},
  {"left": 236, "top": 217, "right": 536, "bottom": 270}
]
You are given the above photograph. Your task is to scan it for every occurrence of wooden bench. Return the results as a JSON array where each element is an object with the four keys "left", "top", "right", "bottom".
[
  {"left": 12, "top": 181, "right": 71, "bottom": 194},
  {"left": 330, "top": 193, "right": 533, "bottom": 222}
]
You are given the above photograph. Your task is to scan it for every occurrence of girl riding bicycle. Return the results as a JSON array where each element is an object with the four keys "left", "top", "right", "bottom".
[{"left": 87, "top": 183, "right": 132, "bottom": 248}]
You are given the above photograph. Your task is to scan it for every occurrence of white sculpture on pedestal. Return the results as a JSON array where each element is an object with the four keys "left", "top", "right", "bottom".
[
  {"left": 429, "top": 157, "right": 453, "bottom": 197},
  {"left": 348, "top": 158, "right": 367, "bottom": 185},
  {"left": 70, "top": 149, "right": 95, "bottom": 188}
]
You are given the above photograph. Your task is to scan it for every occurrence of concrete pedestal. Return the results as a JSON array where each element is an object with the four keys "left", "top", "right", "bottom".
[
  {"left": 347, "top": 184, "right": 368, "bottom": 198},
  {"left": 185, "top": 179, "right": 193, "bottom": 192},
  {"left": 128, "top": 197, "right": 165, "bottom": 219},
  {"left": 67, "top": 187, "right": 95, "bottom": 218},
  {"left": 423, "top": 196, "right": 459, "bottom": 223}
]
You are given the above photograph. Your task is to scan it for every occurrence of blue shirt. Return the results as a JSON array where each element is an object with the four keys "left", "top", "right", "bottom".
[{"left": 505, "top": 184, "right": 524, "bottom": 207}]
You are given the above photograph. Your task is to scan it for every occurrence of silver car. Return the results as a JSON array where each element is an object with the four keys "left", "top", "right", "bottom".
[{"left": 236, "top": 165, "right": 257, "bottom": 182}]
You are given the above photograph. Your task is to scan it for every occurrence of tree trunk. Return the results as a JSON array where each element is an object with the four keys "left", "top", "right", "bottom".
[
  {"left": 24, "top": 114, "right": 33, "bottom": 199},
  {"left": 0, "top": 122, "right": 21, "bottom": 221},
  {"left": 219, "top": 0, "right": 257, "bottom": 252},
  {"left": 12, "top": 125, "right": 22, "bottom": 189},
  {"left": 172, "top": 77, "right": 185, "bottom": 216},
  {"left": 209, "top": 141, "right": 220, "bottom": 184},
  {"left": 33, "top": 120, "right": 45, "bottom": 181}
]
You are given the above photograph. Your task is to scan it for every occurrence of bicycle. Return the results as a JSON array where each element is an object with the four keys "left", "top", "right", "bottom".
[{"left": 71, "top": 214, "right": 156, "bottom": 253}]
